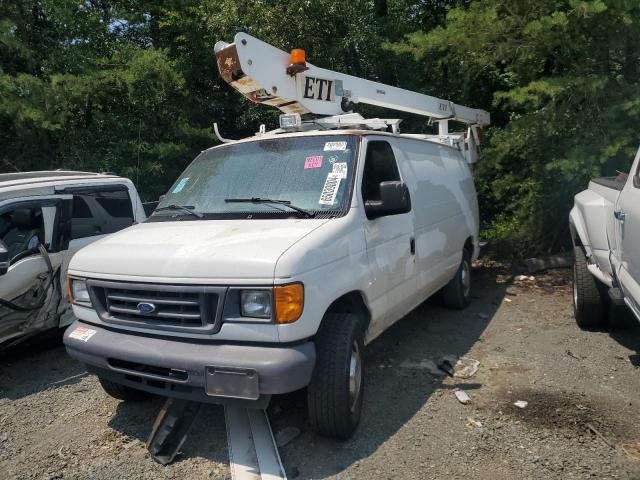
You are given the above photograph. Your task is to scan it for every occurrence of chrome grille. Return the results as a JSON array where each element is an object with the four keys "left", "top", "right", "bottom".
[
  {"left": 106, "top": 289, "right": 202, "bottom": 326},
  {"left": 86, "top": 279, "right": 226, "bottom": 335}
]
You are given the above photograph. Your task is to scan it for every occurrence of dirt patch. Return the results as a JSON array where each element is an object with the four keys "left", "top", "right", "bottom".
[{"left": 488, "top": 388, "right": 631, "bottom": 439}]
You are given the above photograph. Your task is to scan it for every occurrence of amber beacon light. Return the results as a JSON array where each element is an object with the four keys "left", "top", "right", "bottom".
[
  {"left": 286, "top": 49, "right": 308, "bottom": 76},
  {"left": 274, "top": 282, "right": 304, "bottom": 323}
]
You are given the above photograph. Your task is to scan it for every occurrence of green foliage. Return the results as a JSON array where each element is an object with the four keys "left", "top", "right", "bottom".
[
  {"left": 1, "top": 0, "right": 638, "bottom": 257},
  {"left": 393, "top": 0, "right": 640, "bottom": 257}
]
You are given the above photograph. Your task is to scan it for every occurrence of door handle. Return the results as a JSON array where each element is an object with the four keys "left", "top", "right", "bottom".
[
  {"left": 614, "top": 211, "right": 626, "bottom": 222},
  {"left": 410, "top": 237, "right": 416, "bottom": 255}
]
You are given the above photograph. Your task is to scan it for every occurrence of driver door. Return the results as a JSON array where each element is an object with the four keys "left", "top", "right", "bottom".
[
  {"left": 616, "top": 148, "right": 640, "bottom": 318},
  {"left": 360, "top": 138, "right": 416, "bottom": 341},
  {"left": 0, "top": 195, "right": 72, "bottom": 345}
]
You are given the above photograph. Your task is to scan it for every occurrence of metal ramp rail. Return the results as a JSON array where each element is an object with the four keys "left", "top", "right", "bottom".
[{"left": 146, "top": 398, "right": 287, "bottom": 480}]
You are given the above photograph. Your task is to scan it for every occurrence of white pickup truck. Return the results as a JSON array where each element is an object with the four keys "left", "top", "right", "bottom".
[
  {"left": 0, "top": 171, "right": 145, "bottom": 348},
  {"left": 569, "top": 146, "right": 640, "bottom": 328}
]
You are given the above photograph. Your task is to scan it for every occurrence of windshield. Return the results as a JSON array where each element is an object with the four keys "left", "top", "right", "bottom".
[{"left": 153, "top": 135, "right": 358, "bottom": 219}]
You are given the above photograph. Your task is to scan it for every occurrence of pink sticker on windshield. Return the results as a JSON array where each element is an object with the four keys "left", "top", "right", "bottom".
[{"left": 304, "top": 155, "right": 323, "bottom": 169}]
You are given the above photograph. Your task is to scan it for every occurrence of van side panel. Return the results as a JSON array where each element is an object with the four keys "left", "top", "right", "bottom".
[{"left": 394, "top": 138, "right": 478, "bottom": 299}]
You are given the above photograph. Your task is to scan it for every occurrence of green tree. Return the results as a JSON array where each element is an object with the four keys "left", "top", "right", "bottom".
[{"left": 393, "top": 0, "right": 640, "bottom": 256}]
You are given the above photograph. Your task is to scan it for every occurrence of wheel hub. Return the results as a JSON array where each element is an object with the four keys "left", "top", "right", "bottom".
[
  {"left": 573, "top": 264, "right": 578, "bottom": 308},
  {"left": 461, "top": 259, "right": 471, "bottom": 298},
  {"left": 349, "top": 341, "right": 362, "bottom": 412}
]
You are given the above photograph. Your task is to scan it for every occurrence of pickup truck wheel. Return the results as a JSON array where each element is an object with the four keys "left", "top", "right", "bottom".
[
  {"left": 307, "top": 313, "right": 364, "bottom": 440},
  {"left": 442, "top": 249, "right": 472, "bottom": 309},
  {"left": 98, "top": 377, "right": 151, "bottom": 401},
  {"left": 572, "top": 246, "right": 606, "bottom": 329}
]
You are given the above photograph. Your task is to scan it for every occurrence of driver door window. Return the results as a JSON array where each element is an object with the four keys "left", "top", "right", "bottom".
[
  {"left": 1, "top": 207, "right": 45, "bottom": 264},
  {"left": 361, "top": 141, "right": 401, "bottom": 202}
]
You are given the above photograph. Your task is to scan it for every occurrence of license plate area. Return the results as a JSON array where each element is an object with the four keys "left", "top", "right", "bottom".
[{"left": 205, "top": 366, "right": 259, "bottom": 400}]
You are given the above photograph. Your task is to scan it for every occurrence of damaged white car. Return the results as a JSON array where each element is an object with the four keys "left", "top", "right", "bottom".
[{"left": 0, "top": 171, "right": 145, "bottom": 348}]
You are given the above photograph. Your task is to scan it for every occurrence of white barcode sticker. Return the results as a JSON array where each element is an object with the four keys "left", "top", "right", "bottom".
[
  {"left": 318, "top": 172, "right": 342, "bottom": 205},
  {"left": 324, "top": 141, "right": 347, "bottom": 151}
]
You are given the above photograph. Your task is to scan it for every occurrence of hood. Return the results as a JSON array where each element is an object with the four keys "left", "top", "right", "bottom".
[{"left": 70, "top": 219, "right": 329, "bottom": 281}]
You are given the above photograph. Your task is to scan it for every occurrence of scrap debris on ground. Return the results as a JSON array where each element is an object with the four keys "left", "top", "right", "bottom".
[{"left": 2, "top": 265, "right": 640, "bottom": 479}]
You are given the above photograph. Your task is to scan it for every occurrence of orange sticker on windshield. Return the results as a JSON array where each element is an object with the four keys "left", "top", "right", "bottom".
[{"left": 304, "top": 155, "right": 323, "bottom": 169}]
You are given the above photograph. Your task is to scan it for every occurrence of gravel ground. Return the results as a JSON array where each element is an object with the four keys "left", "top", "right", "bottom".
[{"left": 2, "top": 265, "right": 640, "bottom": 479}]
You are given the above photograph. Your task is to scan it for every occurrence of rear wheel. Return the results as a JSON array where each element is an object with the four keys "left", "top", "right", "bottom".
[
  {"left": 572, "top": 245, "right": 607, "bottom": 329},
  {"left": 307, "top": 313, "right": 364, "bottom": 440},
  {"left": 442, "top": 249, "right": 472, "bottom": 309},
  {"left": 98, "top": 377, "right": 152, "bottom": 401}
]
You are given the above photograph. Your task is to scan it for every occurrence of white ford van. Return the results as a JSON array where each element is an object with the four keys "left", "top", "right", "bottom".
[
  {"left": 63, "top": 129, "right": 479, "bottom": 438},
  {"left": 64, "top": 32, "right": 488, "bottom": 439}
]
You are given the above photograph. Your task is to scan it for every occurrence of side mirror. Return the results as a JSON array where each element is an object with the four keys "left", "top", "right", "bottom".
[
  {"left": 364, "top": 181, "right": 411, "bottom": 219},
  {"left": 634, "top": 175, "right": 640, "bottom": 189},
  {"left": 0, "top": 240, "right": 8, "bottom": 276}
]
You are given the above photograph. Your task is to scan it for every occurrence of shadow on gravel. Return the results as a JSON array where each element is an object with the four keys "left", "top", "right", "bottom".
[
  {"left": 608, "top": 320, "right": 640, "bottom": 368},
  {"left": 271, "top": 265, "right": 508, "bottom": 479},
  {"left": 108, "top": 398, "right": 229, "bottom": 465},
  {"left": 0, "top": 330, "right": 87, "bottom": 400}
]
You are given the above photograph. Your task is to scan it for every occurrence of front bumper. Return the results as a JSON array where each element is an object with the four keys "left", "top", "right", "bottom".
[{"left": 64, "top": 320, "right": 315, "bottom": 408}]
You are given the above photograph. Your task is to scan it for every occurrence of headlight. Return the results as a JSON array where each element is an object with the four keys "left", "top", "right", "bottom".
[
  {"left": 240, "top": 290, "right": 272, "bottom": 318},
  {"left": 68, "top": 276, "right": 91, "bottom": 306}
]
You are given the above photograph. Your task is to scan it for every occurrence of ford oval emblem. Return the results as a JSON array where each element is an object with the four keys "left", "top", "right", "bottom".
[{"left": 137, "top": 302, "right": 156, "bottom": 314}]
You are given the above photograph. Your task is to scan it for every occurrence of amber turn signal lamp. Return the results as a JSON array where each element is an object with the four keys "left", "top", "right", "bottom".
[
  {"left": 274, "top": 283, "right": 304, "bottom": 324},
  {"left": 66, "top": 274, "right": 74, "bottom": 303}
]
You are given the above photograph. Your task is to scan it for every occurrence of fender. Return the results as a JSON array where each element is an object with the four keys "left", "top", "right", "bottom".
[{"left": 569, "top": 206, "right": 593, "bottom": 258}]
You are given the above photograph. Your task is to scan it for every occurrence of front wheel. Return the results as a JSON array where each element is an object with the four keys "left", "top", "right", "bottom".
[
  {"left": 307, "top": 313, "right": 364, "bottom": 440},
  {"left": 442, "top": 249, "right": 472, "bottom": 309},
  {"left": 572, "top": 245, "right": 607, "bottom": 329}
]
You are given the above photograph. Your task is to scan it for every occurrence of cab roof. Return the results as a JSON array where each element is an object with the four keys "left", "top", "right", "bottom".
[{"left": 0, "top": 171, "right": 119, "bottom": 189}]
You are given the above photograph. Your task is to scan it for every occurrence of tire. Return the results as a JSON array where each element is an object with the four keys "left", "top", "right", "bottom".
[
  {"left": 442, "top": 249, "right": 472, "bottom": 309},
  {"left": 572, "top": 245, "right": 607, "bottom": 329},
  {"left": 98, "top": 377, "right": 151, "bottom": 401},
  {"left": 307, "top": 313, "right": 365, "bottom": 440}
]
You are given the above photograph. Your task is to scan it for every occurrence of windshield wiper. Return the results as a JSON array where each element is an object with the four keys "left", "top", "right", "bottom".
[
  {"left": 224, "top": 197, "right": 315, "bottom": 218},
  {"left": 153, "top": 204, "right": 203, "bottom": 218}
]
